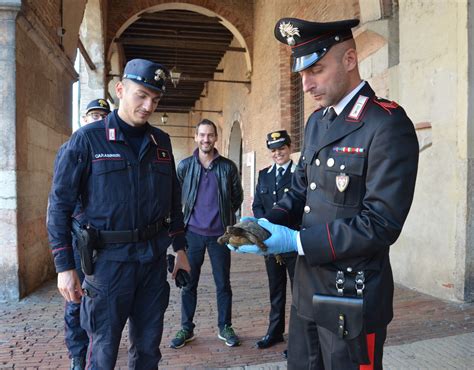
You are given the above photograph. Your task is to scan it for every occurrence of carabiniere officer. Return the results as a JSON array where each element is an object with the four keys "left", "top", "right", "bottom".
[
  {"left": 228, "top": 18, "right": 419, "bottom": 369},
  {"left": 252, "top": 130, "right": 297, "bottom": 352},
  {"left": 47, "top": 58, "right": 191, "bottom": 369}
]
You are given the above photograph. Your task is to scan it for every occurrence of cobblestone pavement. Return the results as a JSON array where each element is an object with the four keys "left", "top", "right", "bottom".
[{"left": 1, "top": 252, "right": 473, "bottom": 369}]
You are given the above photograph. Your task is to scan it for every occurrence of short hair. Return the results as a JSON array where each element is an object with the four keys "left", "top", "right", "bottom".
[{"left": 195, "top": 119, "right": 217, "bottom": 135}]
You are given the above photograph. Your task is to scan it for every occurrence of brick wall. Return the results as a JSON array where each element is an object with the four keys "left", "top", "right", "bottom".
[{"left": 23, "top": 0, "right": 61, "bottom": 46}]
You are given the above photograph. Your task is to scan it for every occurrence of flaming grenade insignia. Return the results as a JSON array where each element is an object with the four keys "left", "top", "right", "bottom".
[
  {"left": 154, "top": 69, "right": 166, "bottom": 82},
  {"left": 279, "top": 22, "right": 301, "bottom": 46}
]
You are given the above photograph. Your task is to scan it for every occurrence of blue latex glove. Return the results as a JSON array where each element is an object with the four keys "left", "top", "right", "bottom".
[
  {"left": 239, "top": 216, "right": 258, "bottom": 223},
  {"left": 228, "top": 219, "right": 298, "bottom": 255}
]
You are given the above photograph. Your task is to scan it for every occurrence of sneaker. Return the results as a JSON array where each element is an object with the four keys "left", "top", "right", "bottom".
[
  {"left": 70, "top": 356, "right": 86, "bottom": 370},
  {"left": 218, "top": 325, "right": 241, "bottom": 347},
  {"left": 170, "top": 328, "right": 195, "bottom": 349}
]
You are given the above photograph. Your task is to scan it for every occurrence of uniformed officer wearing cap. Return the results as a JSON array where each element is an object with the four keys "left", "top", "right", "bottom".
[
  {"left": 252, "top": 130, "right": 297, "bottom": 352},
  {"left": 48, "top": 58, "right": 191, "bottom": 369},
  {"left": 60, "top": 98, "right": 111, "bottom": 370},
  {"left": 82, "top": 99, "right": 111, "bottom": 126},
  {"left": 228, "top": 18, "right": 419, "bottom": 369}
]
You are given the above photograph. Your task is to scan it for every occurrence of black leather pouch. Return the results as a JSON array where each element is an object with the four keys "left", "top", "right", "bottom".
[{"left": 312, "top": 293, "right": 369, "bottom": 364}]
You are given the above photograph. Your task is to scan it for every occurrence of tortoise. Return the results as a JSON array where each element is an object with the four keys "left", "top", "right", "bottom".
[{"left": 217, "top": 220, "right": 284, "bottom": 265}]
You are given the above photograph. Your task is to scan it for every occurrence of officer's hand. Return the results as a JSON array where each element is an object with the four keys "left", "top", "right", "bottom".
[
  {"left": 173, "top": 249, "right": 191, "bottom": 278},
  {"left": 57, "top": 270, "right": 83, "bottom": 303},
  {"left": 258, "top": 219, "right": 298, "bottom": 254}
]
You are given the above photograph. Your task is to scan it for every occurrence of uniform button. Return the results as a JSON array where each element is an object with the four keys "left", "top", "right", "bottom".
[
  {"left": 310, "top": 182, "right": 317, "bottom": 190},
  {"left": 272, "top": 191, "right": 276, "bottom": 195},
  {"left": 340, "top": 164, "right": 346, "bottom": 170},
  {"left": 315, "top": 158, "right": 321, "bottom": 166},
  {"left": 304, "top": 205, "right": 311, "bottom": 213},
  {"left": 302, "top": 156, "right": 305, "bottom": 160},
  {"left": 284, "top": 188, "right": 289, "bottom": 192},
  {"left": 347, "top": 267, "right": 353, "bottom": 273},
  {"left": 327, "top": 158, "right": 335, "bottom": 167},
  {"left": 273, "top": 202, "right": 277, "bottom": 206}
]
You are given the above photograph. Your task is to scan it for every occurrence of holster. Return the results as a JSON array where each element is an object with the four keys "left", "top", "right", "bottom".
[
  {"left": 312, "top": 270, "right": 370, "bottom": 365},
  {"left": 71, "top": 218, "right": 99, "bottom": 276}
]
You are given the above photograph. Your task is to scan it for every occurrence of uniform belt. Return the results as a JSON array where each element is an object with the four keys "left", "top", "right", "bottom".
[{"left": 98, "top": 220, "right": 165, "bottom": 244}]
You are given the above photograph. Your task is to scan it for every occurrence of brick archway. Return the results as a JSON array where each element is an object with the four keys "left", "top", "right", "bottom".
[{"left": 107, "top": 0, "right": 253, "bottom": 74}]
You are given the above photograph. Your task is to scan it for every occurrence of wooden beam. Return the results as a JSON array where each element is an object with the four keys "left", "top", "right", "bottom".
[
  {"left": 118, "top": 37, "right": 245, "bottom": 53},
  {"left": 78, "top": 39, "right": 96, "bottom": 71}
]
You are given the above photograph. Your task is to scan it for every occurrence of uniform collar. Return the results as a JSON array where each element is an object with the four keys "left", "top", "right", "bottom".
[
  {"left": 105, "top": 109, "right": 159, "bottom": 147},
  {"left": 325, "top": 80, "right": 366, "bottom": 116},
  {"left": 267, "top": 160, "right": 293, "bottom": 174}
]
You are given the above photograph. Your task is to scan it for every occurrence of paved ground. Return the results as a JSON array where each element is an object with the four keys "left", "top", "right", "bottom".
[{"left": 1, "top": 252, "right": 473, "bottom": 369}]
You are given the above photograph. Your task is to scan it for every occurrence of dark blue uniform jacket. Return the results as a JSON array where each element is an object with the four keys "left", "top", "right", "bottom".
[
  {"left": 47, "top": 111, "right": 186, "bottom": 273},
  {"left": 266, "top": 83, "right": 419, "bottom": 331}
]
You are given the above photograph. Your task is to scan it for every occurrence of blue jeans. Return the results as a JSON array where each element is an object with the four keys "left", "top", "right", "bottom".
[
  {"left": 64, "top": 245, "right": 88, "bottom": 359},
  {"left": 181, "top": 230, "right": 233, "bottom": 331}
]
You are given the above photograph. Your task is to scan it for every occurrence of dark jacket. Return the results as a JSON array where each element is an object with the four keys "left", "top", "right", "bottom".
[
  {"left": 252, "top": 161, "right": 298, "bottom": 230},
  {"left": 47, "top": 112, "right": 186, "bottom": 272},
  {"left": 266, "top": 83, "right": 419, "bottom": 332},
  {"left": 177, "top": 149, "right": 243, "bottom": 229}
]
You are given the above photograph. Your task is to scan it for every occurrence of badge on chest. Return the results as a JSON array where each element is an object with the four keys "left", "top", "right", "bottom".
[{"left": 336, "top": 173, "right": 350, "bottom": 192}]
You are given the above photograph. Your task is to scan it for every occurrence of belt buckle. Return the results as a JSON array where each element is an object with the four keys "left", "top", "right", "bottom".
[
  {"left": 131, "top": 229, "right": 140, "bottom": 243},
  {"left": 142, "top": 224, "right": 156, "bottom": 241}
]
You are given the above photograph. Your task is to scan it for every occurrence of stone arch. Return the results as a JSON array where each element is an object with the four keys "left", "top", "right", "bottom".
[
  {"left": 106, "top": 1, "right": 253, "bottom": 75},
  {"left": 77, "top": 0, "right": 108, "bottom": 115}
]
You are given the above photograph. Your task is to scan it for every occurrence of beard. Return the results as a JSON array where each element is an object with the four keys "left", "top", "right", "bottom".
[{"left": 199, "top": 143, "right": 214, "bottom": 153}]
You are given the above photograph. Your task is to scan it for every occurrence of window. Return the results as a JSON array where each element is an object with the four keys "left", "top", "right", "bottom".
[{"left": 290, "top": 71, "right": 304, "bottom": 152}]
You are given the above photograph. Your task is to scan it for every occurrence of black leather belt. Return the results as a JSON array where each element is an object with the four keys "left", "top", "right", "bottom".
[{"left": 98, "top": 220, "right": 165, "bottom": 244}]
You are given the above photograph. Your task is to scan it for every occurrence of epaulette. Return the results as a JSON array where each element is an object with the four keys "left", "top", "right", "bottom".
[{"left": 373, "top": 97, "right": 399, "bottom": 115}]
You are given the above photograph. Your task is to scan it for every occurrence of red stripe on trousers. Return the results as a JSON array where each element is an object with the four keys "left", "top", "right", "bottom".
[{"left": 359, "top": 332, "right": 376, "bottom": 370}]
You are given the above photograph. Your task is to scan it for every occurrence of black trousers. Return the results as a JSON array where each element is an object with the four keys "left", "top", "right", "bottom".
[
  {"left": 264, "top": 253, "right": 297, "bottom": 337},
  {"left": 287, "top": 305, "right": 387, "bottom": 370}
]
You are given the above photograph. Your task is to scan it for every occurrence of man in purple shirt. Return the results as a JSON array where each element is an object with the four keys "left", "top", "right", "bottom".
[{"left": 171, "top": 119, "right": 243, "bottom": 349}]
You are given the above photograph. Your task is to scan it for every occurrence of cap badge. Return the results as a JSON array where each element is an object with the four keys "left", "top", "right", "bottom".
[
  {"left": 271, "top": 132, "right": 281, "bottom": 139},
  {"left": 98, "top": 99, "right": 107, "bottom": 107},
  {"left": 154, "top": 69, "right": 166, "bottom": 82},
  {"left": 279, "top": 22, "right": 300, "bottom": 46}
]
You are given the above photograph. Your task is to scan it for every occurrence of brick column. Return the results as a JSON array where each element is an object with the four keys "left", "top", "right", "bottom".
[{"left": 0, "top": 0, "right": 21, "bottom": 301}]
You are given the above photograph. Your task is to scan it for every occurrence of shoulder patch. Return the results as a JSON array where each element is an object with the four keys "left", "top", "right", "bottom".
[{"left": 373, "top": 97, "right": 399, "bottom": 115}]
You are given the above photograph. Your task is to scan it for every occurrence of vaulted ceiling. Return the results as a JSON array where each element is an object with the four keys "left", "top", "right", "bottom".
[{"left": 117, "top": 9, "right": 245, "bottom": 113}]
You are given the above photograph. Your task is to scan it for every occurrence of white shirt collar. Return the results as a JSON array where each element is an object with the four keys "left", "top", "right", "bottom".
[
  {"left": 268, "top": 160, "right": 292, "bottom": 174},
  {"left": 326, "top": 80, "right": 366, "bottom": 116},
  {"left": 276, "top": 160, "right": 291, "bottom": 174}
]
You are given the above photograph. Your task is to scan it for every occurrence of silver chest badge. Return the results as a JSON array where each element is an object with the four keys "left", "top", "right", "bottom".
[
  {"left": 336, "top": 173, "right": 350, "bottom": 192},
  {"left": 279, "top": 22, "right": 300, "bottom": 46}
]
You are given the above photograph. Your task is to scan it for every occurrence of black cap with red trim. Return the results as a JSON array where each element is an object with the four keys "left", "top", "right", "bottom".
[{"left": 274, "top": 18, "right": 359, "bottom": 72}]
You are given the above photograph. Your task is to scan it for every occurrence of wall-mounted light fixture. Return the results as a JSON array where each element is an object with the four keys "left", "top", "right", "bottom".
[{"left": 161, "top": 112, "right": 169, "bottom": 124}]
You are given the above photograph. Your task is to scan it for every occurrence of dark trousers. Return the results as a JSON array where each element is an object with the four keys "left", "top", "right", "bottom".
[
  {"left": 264, "top": 253, "right": 297, "bottom": 337},
  {"left": 181, "top": 230, "right": 232, "bottom": 331},
  {"left": 80, "top": 255, "right": 170, "bottom": 370},
  {"left": 287, "top": 304, "right": 387, "bottom": 370},
  {"left": 287, "top": 305, "right": 324, "bottom": 370},
  {"left": 318, "top": 326, "right": 386, "bottom": 370},
  {"left": 64, "top": 246, "right": 89, "bottom": 359}
]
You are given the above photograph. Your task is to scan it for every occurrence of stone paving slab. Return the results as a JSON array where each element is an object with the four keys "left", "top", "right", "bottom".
[
  {"left": 1, "top": 252, "right": 473, "bottom": 369},
  {"left": 226, "top": 332, "right": 474, "bottom": 370}
]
